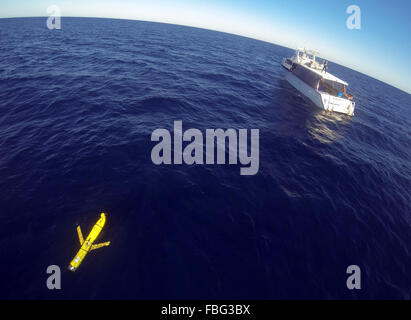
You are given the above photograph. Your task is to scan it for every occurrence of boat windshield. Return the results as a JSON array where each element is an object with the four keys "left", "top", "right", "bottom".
[{"left": 297, "top": 51, "right": 307, "bottom": 59}]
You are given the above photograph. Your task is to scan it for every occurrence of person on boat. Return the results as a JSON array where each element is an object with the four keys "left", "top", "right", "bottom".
[
  {"left": 341, "top": 86, "right": 354, "bottom": 100},
  {"left": 322, "top": 60, "right": 328, "bottom": 73}
]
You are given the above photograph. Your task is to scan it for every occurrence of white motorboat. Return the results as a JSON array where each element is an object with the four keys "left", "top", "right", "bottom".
[{"left": 282, "top": 48, "right": 355, "bottom": 116}]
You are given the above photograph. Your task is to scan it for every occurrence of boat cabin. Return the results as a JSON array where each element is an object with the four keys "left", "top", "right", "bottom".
[{"left": 290, "top": 52, "right": 352, "bottom": 100}]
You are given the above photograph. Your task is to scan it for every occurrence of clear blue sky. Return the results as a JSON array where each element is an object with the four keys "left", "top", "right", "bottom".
[{"left": 1, "top": 0, "right": 410, "bottom": 93}]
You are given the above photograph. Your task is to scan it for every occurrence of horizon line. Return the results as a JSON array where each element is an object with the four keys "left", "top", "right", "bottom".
[{"left": 1, "top": 15, "right": 410, "bottom": 95}]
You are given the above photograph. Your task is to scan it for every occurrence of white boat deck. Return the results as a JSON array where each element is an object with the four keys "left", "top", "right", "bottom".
[{"left": 299, "top": 63, "right": 348, "bottom": 86}]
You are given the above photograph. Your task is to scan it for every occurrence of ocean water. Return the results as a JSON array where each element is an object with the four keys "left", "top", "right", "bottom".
[{"left": 0, "top": 17, "right": 410, "bottom": 299}]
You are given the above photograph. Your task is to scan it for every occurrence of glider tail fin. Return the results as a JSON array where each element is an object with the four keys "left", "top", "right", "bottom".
[
  {"left": 77, "top": 225, "right": 84, "bottom": 245},
  {"left": 91, "top": 241, "right": 111, "bottom": 251}
]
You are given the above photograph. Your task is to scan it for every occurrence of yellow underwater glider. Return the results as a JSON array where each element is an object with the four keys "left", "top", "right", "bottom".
[{"left": 68, "top": 213, "right": 111, "bottom": 272}]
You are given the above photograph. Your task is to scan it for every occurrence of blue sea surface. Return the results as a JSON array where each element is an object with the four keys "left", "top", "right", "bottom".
[{"left": 0, "top": 17, "right": 410, "bottom": 299}]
